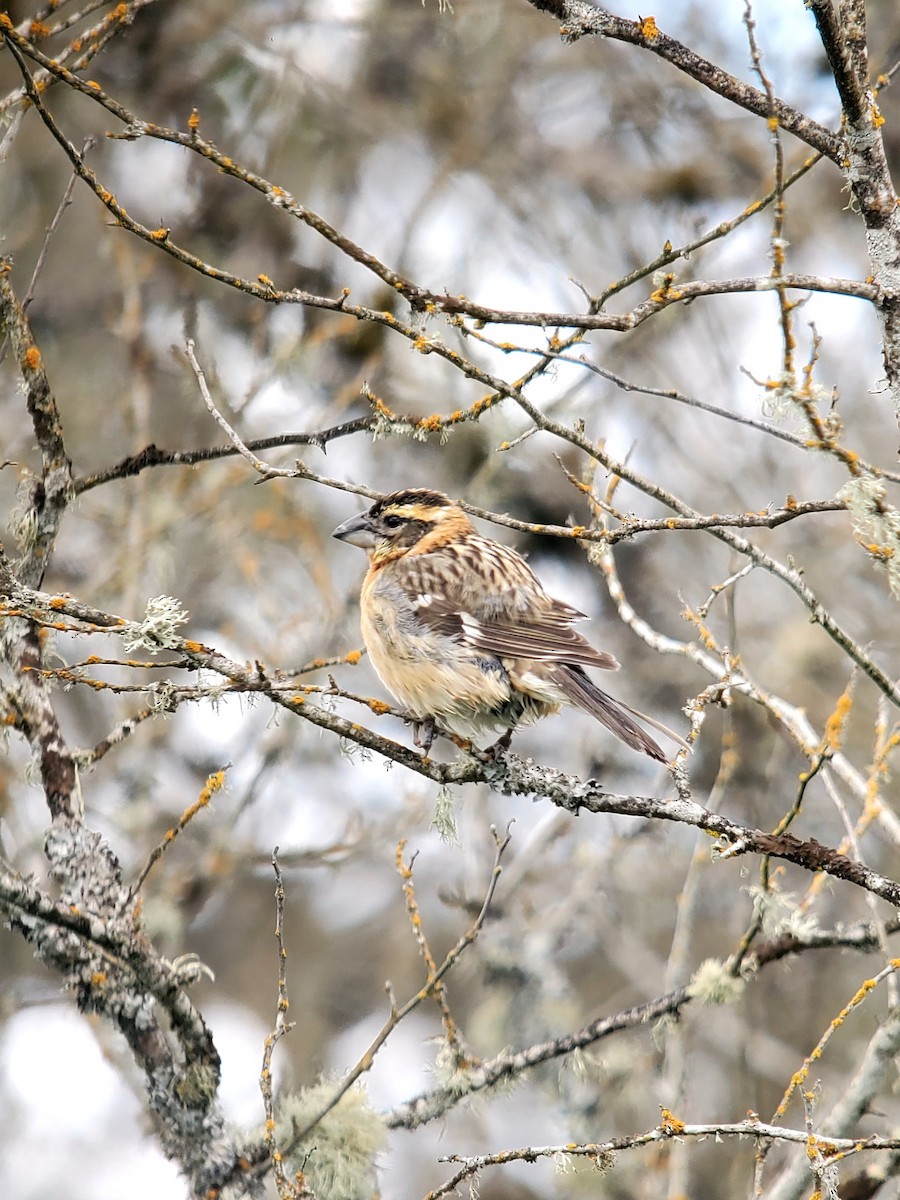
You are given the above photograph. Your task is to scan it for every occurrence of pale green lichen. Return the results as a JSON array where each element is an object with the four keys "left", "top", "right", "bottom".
[
  {"left": 8, "top": 480, "right": 40, "bottom": 552},
  {"left": 147, "top": 679, "right": 180, "bottom": 715},
  {"left": 556, "top": 1148, "right": 617, "bottom": 1181},
  {"left": 121, "top": 595, "right": 189, "bottom": 654},
  {"left": 760, "top": 373, "right": 832, "bottom": 423},
  {"left": 686, "top": 958, "right": 745, "bottom": 1006},
  {"left": 431, "top": 1037, "right": 477, "bottom": 1097},
  {"left": 431, "top": 784, "right": 459, "bottom": 845},
  {"left": 837, "top": 473, "right": 900, "bottom": 597},
  {"left": 371, "top": 412, "right": 415, "bottom": 442},
  {"left": 260, "top": 1081, "right": 386, "bottom": 1200},
  {"left": 748, "top": 883, "right": 819, "bottom": 940}
]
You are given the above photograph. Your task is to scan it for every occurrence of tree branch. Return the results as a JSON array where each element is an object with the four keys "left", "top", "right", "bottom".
[{"left": 522, "top": 1, "right": 842, "bottom": 161}]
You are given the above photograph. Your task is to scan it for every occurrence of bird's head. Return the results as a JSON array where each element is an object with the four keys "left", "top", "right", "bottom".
[{"left": 332, "top": 489, "right": 471, "bottom": 563}]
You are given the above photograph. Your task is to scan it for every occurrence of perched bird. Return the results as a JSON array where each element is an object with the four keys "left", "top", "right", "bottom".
[{"left": 332, "top": 488, "right": 682, "bottom": 761}]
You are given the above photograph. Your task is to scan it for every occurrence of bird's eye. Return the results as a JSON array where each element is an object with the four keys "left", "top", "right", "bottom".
[{"left": 382, "top": 514, "right": 404, "bottom": 529}]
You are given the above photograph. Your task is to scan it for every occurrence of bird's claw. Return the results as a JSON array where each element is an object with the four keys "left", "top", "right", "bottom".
[
  {"left": 471, "top": 729, "right": 513, "bottom": 763},
  {"left": 411, "top": 715, "right": 437, "bottom": 755}
]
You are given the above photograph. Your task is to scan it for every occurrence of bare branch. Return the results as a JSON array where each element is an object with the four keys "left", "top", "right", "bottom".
[{"left": 522, "top": 2, "right": 841, "bottom": 160}]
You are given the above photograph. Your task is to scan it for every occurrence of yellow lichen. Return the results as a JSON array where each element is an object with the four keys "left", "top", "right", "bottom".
[{"left": 659, "top": 1107, "right": 685, "bottom": 1134}]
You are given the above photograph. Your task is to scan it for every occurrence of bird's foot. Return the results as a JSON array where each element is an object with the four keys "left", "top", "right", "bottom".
[
  {"left": 410, "top": 715, "right": 437, "bottom": 756},
  {"left": 474, "top": 727, "right": 514, "bottom": 763}
]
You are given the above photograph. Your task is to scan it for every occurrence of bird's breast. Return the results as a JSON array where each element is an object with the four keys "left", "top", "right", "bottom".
[{"left": 360, "top": 573, "right": 510, "bottom": 721}]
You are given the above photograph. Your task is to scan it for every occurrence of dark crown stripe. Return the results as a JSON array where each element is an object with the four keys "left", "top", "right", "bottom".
[{"left": 370, "top": 488, "right": 451, "bottom": 515}]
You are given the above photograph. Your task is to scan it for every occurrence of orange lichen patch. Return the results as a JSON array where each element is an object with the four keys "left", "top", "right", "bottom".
[
  {"left": 0, "top": 14, "right": 13, "bottom": 31},
  {"left": 681, "top": 606, "right": 718, "bottom": 652},
  {"left": 86, "top": 80, "right": 101, "bottom": 90},
  {"left": 367, "top": 699, "right": 391, "bottom": 716},
  {"left": 90, "top": 971, "right": 108, "bottom": 988},
  {"left": 415, "top": 414, "right": 444, "bottom": 432},
  {"left": 370, "top": 394, "right": 395, "bottom": 418},
  {"left": 149, "top": 227, "right": 169, "bottom": 241},
  {"left": 649, "top": 283, "right": 683, "bottom": 303},
  {"left": 23, "top": 345, "right": 42, "bottom": 371},
  {"left": 257, "top": 273, "right": 274, "bottom": 287},
  {"left": 29, "top": 21, "right": 51, "bottom": 38},
  {"left": 393, "top": 839, "right": 409, "bottom": 876},
  {"left": 823, "top": 685, "right": 854, "bottom": 753},
  {"left": 188, "top": 108, "right": 200, "bottom": 131},
  {"left": 640, "top": 16, "right": 659, "bottom": 39},
  {"left": 344, "top": 649, "right": 363, "bottom": 664},
  {"left": 181, "top": 640, "right": 205, "bottom": 653},
  {"left": 289, "top": 694, "right": 306, "bottom": 705},
  {"left": 659, "top": 1107, "right": 685, "bottom": 1134},
  {"left": 198, "top": 769, "right": 226, "bottom": 807},
  {"left": 49, "top": 596, "right": 68, "bottom": 610}
]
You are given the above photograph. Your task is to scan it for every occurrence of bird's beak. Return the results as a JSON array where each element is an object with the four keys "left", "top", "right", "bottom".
[{"left": 332, "top": 511, "right": 377, "bottom": 549}]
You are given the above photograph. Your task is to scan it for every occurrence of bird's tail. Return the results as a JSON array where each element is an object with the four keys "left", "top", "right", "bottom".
[{"left": 550, "top": 665, "right": 685, "bottom": 763}]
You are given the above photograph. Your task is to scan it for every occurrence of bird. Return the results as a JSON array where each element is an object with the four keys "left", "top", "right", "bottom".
[{"left": 332, "top": 488, "right": 682, "bottom": 761}]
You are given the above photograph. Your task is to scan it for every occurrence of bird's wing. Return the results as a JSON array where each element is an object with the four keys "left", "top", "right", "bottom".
[{"left": 396, "top": 538, "right": 620, "bottom": 671}]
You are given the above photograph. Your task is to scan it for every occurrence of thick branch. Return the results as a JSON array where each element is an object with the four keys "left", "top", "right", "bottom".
[
  {"left": 810, "top": 0, "right": 870, "bottom": 125},
  {"left": 807, "top": 0, "right": 900, "bottom": 427},
  {"left": 0, "top": 261, "right": 72, "bottom": 586},
  {"left": 523, "top": 1, "right": 841, "bottom": 161}
]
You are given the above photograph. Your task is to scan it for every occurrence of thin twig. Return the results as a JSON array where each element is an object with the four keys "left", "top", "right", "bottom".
[
  {"left": 281, "top": 826, "right": 511, "bottom": 1152},
  {"left": 260, "top": 848, "right": 298, "bottom": 1198},
  {"left": 184, "top": 338, "right": 293, "bottom": 479},
  {"left": 129, "top": 769, "right": 226, "bottom": 900}
]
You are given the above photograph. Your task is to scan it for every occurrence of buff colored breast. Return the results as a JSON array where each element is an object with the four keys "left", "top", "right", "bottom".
[{"left": 360, "top": 568, "right": 511, "bottom": 728}]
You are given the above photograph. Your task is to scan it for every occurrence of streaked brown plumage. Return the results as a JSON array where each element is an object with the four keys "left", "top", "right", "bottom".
[{"left": 332, "top": 489, "right": 682, "bottom": 761}]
